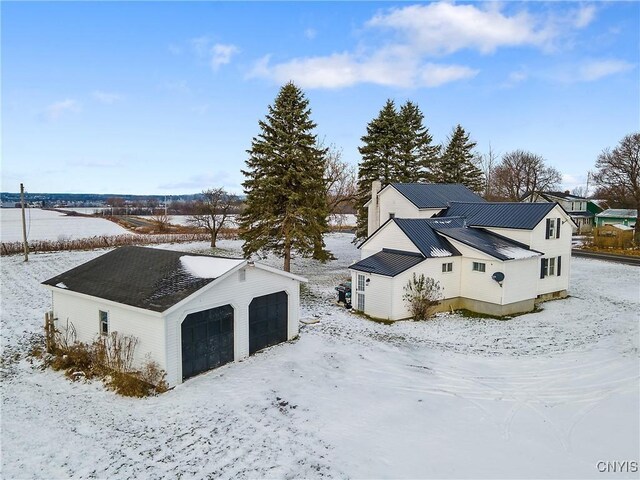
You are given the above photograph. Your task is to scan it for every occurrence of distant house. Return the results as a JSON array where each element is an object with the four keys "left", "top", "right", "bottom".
[
  {"left": 521, "top": 191, "right": 601, "bottom": 234},
  {"left": 595, "top": 209, "right": 638, "bottom": 229},
  {"left": 42, "top": 246, "right": 307, "bottom": 386},
  {"left": 350, "top": 183, "right": 575, "bottom": 320}
]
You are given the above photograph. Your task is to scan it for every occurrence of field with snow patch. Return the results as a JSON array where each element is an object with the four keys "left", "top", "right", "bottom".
[
  {"left": 1, "top": 233, "right": 638, "bottom": 479},
  {"left": 0, "top": 208, "right": 131, "bottom": 242}
]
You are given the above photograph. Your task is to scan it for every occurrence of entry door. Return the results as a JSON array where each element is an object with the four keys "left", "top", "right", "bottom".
[
  {"left": 249, "top": 291, "right": 288, "bottom": 355},
  {"left": 181, "top": 304, "right": 234, "bottom": 380}
]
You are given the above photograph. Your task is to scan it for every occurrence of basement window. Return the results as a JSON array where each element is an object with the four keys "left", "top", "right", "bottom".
[
  {"left": 472, "top": 262, "right": 486, "bottom": 273},
  {"left": 99, "top": 310, "right": 109, "bottom": 335}
]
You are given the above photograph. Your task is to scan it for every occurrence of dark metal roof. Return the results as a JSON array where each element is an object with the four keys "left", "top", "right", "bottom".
[
  {"left": 568, "top": 210, "right": 595, "bottom": 218},
  {"left": 440, "top": 202, "right": 556, "bottom": 230},
  {"left": 394, "top": 218, "right": 463, "bottom": 258},
  {"left": 434, "top": 227, "right": 542, "bottom": 261},
  {"left": 349, "top": 249, "right": 425, "bottom": 277},
  {"left": 42, "top": 246, "right": 244, "bottom": 312},
  {"left": 544, "top": 191, "right": 588, "bottom": 201},
  {"left": 391, "top": 183, "right": 486, "bottom": 208}
]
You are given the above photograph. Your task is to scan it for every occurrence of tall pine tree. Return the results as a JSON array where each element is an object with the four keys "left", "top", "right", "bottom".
[
  {"left": 239, "top": 82, "right": 330, "bottom": 272},
  {"left": 397, "top": 101, "right": 440, "bottom": 183},
  {"left": 355, "top": 99, "right": 438, "bottom": 240},
  {"left": 355, "top": 99, "right": 401, "bottom": 241},
  {"left": 435, "top": 125, "right": 485, "bottom": 193}
]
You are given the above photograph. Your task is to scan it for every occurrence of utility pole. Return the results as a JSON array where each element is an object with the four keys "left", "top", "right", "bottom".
[{"left": 20, "top": 183, "right": 29, "bottom": 262}]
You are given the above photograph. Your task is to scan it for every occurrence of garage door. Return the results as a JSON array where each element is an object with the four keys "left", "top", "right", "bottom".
[
  {"left": 249, "top": 291, "right": 288, "bottom": 355},
  {"left": 181, "top": 304, "right": 234, "bottom": 380}
]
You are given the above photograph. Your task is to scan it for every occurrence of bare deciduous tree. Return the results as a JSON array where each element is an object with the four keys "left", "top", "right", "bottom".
[
  {"left": 477, "top": 143, "right": 499, "bottom": 200},
  {"left": 151, "top": 211, "right": 171, "bottom": 232},
  {"left": 324, "top": 144, "right": 357, "bottom": 217},
  {"left": 492, "top": 150, "right": 562, "bottom": 201},
  {"left": 188, "top": 188, "right": 237, "bottom": 247},
  {"left": 593, "top": 132, "right": 640, "bottom": 238}
]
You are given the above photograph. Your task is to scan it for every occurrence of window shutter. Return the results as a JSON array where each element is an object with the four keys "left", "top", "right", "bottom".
[
  {"left": 556, "top": 218, "right": 561, "bottom": 238},
  {"left": 545, "top": 219, "right": 551, "bottom": 239},
  {"left": 557, "top": 256, "right": 561, "bottom": 276},
  {"left": 540, "top": 258, "right": 547, "bottom": 279}
]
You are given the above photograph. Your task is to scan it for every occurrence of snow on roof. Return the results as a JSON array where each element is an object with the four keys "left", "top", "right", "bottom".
[
  {"left": 55, "top": 282, "right": 68, "bottom": 289},
  {"left": 596, "top": 209, "right": 637, "bottom": 218},
  {"left": 429, "top": 247, "right": 452, "bottom": 257},
  {"left": 612, "top": 224, "right": 634, "bottom": 231},
  {"left": 495, "top": 246, "right": 541, "bottom": 260},
  {"left": 180, "top": 256, "right": 245, "bottom": 279}
]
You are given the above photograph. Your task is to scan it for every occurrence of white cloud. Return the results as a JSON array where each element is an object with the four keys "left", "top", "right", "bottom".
[
  {"left": 304, "top": 28, "right": 317, "bottom": 40},
  {"left": 419, "top": 64, "right": 479, "bottom": 87},
  {"left": 189, "top": 36, "right": 239, "bottom": 71},
  {"left": 249, "top": 52, "right": 476, "bottom": 89},
  {"left": 43, "top": 99, "right": 81, "bottom": 121},
  {"left": 574, "top": 5, "right": 596, "bottom": 29},
  {"left": 210, "top": 43, "right": 239, "bottom": 70},
  {"left": 367, "top": 3, "right": 554, "bottom": 55},
  {"left": 92, "top": 91, "right": 122, "bottom": 104},
  {"left": 578, "top": 59, "right": 634, "bottom": 81}
]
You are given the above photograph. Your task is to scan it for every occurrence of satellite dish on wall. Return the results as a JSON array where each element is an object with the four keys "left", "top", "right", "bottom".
[{"left": 492, "top": 272, "right": 505, "bottom": 283}]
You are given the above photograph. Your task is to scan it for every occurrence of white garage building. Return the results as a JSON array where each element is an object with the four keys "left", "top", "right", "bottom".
[{"left": 42, "top": 246, "right": 307, "bottom": 387}]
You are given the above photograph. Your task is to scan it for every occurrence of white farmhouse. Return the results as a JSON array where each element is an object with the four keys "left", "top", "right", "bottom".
[
  {"left": 42, "top": 246, "right": 307, "bottom": 386},
  {"left": 351, "top": 183, "right": 575, "bottom": 319}
]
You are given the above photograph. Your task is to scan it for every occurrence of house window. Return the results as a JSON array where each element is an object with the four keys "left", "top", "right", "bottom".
[
  {"left": 357, "top": 274, "right": 365, "bottom": 291},
  {"left": 389, "top": 212, "right": 395, "bottom": 219},
  {"left": 442, "top": 262, "right": 453, "bottom": 273},
  {"left": 99, "top": 310, "right": 109, "bottom": 335},
  {"left": 540, "top": 256, "right": 562, "bottom": 278},
  {"left": 357, "top": 293, "right": 365, "bottom": 311},
  {"left": 546, "top": 218, "right": 561, "bottom": 239},
  {"left": 472, "top": 262, "right": 486, "bottom": 272}
]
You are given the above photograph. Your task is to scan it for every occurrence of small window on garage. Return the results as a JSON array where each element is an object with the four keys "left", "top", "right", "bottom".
[
  {"left": 99, "top": 310, "right": 109, "bottom": 335},
  {"left": 472, "top": 262, "right": 486, "bottom": 272},
  {"left": 442, "top": 262, "right": 453, "bottom": 273},
  {"left": 238, "top": 269, "right": 246, "bottom": 282}
]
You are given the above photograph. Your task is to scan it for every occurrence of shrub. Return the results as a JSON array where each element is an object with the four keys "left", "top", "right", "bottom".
[{"left": 403, "top": 273, "right": 443, "bottom": 320}]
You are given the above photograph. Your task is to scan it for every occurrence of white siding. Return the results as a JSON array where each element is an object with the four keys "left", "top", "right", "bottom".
[
  {"left": 487, "top": 206, "right": 572, "bottom": 296},
  {"left": 390, "top": 257, "right": 463, "bottom": 320},
  {"left": 378, "top": 187, "right": 441, "bottom": 222},
  {"left": 51, "top": 290, "right": 166, "bottom": 371},
  {"left": 502, "top": 258, "right": 539, "bottom": 304},
  {"left": 164, "top": 266, "right": 301, "bottom": 386},
  {"left": 350, "top": 271, "right": 394, "bottom": 320},
  {"left": 360, "top": 222, "right": 421, "bottom": 259}
]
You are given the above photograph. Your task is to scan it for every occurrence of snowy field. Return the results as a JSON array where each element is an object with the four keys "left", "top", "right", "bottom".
[
  {"left": 1, "top": 234, "right": 638, "bottom": 479},
  {"left": 0, "top": 208, "right": 130, "bottom": 242}
]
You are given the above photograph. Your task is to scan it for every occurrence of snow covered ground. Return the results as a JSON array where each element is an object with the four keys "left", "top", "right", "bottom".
[
  {"left": 0, "top": 208, "right": 130, "bottom": 242},
  {"left": 1, "top": 234, "right": 638, "bottom": 479}
]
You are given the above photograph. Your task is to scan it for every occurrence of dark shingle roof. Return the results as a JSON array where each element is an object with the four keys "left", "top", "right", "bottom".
[
  {"left": 349, "top": 249, "right": 425, "bottom": 277},
  {"left": 394, "top": 218, "right": 463, "bottom": 258},
  {"left": 434, "top": 227, "right": 542, "bottom": 261},
  {"left": 544, "top": 191, "right": 588, "bottom": 201},
  {"left": 391, "top": 183, "right": 485, "bottom": 208},
  {"left": 441, "top": 202, "right": 556, "bottom": 230},
  {"left": 42, "top": 246, "right": 244, "bottom": 312}
]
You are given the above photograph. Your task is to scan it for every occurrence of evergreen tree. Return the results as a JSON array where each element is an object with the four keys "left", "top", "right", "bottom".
[
  {"left": 239, "top": 82, "right": 330, "bottom": 272},
  {"left": 355, "top": 99, "right": 401, "bottom": 240},
  {"left": 397, "top": 101, "right": 440, "bottom": 183},
  {"left": 435, "top": 125, "right": 485, "bottom": 193}
]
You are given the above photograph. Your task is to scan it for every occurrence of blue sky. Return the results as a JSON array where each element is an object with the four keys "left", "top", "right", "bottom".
[{"left": 2, "top": 1, "right": 638, "bottom": 195}]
